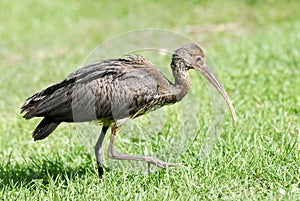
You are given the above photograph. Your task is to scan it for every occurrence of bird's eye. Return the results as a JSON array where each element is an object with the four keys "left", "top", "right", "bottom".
[{"left": 196, "top": 56, "right": 202, "bottom": 62}]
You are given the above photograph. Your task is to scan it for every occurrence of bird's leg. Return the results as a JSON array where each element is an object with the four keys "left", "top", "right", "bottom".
[
  {"left": 95, "top": 125, "right": 109, "bottom": 179},
  {"left": 108, "top": 124, "right": 181, "bottom": 173}
]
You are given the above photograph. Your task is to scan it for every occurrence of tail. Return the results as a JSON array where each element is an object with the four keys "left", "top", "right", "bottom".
[{"left": 33, "top": 118, "right": 61, "bottom": 141}]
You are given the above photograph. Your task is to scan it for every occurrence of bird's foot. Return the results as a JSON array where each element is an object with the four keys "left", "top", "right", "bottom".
[
  {"left": 97, "top": 161, "right": 104, "bottom": 180},
  {"left": 145, "top": 156, "right": 183, "bottom": 173}
]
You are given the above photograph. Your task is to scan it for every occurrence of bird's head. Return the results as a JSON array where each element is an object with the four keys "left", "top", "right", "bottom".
[{"left": 173, "top": 43, "right": 236, "bottom": 123}]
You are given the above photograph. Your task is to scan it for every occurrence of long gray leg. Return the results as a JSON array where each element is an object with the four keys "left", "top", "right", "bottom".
[
  {"left": 95, "top": 125, "right": 109, "bottom": 179},
  {"left": 108, "top": 124, "right": 181, "bottom": 173}
]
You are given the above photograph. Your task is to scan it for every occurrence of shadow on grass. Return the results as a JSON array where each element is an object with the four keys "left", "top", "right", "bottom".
[{"left": 0, "top": 152, "right": 96, "bottom": 188}]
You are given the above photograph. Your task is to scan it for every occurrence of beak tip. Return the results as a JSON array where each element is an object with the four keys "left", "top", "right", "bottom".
[{"left": 231, "top": 110, "right": 237, "bottom": 123}]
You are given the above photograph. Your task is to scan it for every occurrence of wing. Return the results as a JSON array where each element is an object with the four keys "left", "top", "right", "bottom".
[{"left": 21, "top": 58, "right": 126, "bottom": 120}]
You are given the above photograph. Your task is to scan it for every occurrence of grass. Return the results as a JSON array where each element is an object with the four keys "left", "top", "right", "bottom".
[{"left": 1, "top": 0, "right": 300, "bottom": 200}]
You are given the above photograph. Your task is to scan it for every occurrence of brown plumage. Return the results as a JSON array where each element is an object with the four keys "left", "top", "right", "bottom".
[{"left": 21, "top": 43, "right": 236, "bottom": 179}]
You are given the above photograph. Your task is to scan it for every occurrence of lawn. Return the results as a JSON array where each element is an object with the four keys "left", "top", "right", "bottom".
[{"left": 0, "top": 0, "right": 299, "bottom": 200}]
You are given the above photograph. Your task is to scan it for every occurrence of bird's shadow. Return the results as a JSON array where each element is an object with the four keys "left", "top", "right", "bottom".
[{"left": 0, "top": 153, "right": 97, "bottom": 188}]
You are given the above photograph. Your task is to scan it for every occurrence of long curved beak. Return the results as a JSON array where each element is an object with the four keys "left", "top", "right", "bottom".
[{"left": 195, "top": 63, "right": 236, "bottom": 123}]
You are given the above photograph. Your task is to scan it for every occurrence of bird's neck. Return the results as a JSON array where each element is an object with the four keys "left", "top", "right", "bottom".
[{"left": 171, "top": 60, "right": 191, "bottom": 101}]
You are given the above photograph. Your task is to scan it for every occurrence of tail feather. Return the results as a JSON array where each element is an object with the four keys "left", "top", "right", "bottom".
[{"left": 33, "top": 118, "right": 60, "bottom": 141}]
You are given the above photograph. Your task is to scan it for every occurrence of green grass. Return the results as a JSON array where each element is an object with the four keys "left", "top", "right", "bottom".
[{"left": 1, "top": 0, "right": 300, "bottom": 200}]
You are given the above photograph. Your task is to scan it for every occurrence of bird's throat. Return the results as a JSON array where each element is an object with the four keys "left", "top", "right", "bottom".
[{"left": 173, "top": 69, "right": 191, "bottom": 101}]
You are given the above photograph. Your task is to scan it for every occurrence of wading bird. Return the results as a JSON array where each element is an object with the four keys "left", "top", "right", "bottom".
[{"left": 21, "top": 43, "right": 236, "bottom": 179}]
